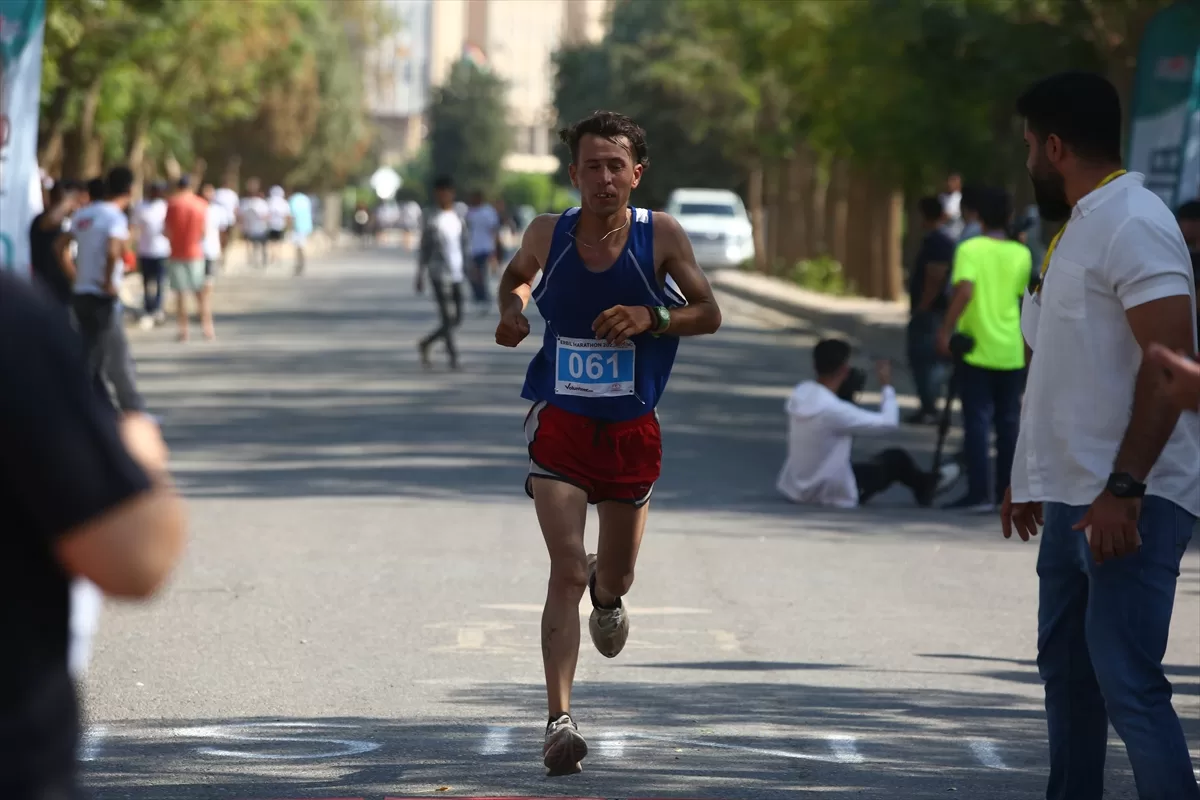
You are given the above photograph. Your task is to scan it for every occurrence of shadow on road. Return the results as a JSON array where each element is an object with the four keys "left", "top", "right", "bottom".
[{"left": 82, "top": 674, "right": 1171, "bottom": 800}]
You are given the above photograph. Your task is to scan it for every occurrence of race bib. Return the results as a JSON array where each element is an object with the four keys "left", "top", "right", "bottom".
[{"left": 554, "top": 337, "right": 635, "bottom": 398}]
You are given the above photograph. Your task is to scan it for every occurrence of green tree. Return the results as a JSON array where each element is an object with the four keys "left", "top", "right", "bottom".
[
  {"left": 427, "top": 60, "right": 512, "bottom": 194},
  {"left": 552, "top": 0, "right": 742, "bottom": 211}
]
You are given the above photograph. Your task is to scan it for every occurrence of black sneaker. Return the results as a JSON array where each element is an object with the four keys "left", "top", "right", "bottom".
[{"left": 543, "top": 713, "right": 587, "bottom": 775}]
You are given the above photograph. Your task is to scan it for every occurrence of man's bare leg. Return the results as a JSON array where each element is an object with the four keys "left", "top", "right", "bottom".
[
  {"left": 532, "top": 477, "right": 590, "bottom": 774},
  {"left": 175, "top": 291, "right": 189, "bottom": 342},
  {"left": 198, "top": 287, "right": 216, "bottom": 340},
  {"left": 587, "top": 501, "right": 647, "bottom": 658},
  {"left": 594, "top": 501, "right": 649, "bottom": 607}
]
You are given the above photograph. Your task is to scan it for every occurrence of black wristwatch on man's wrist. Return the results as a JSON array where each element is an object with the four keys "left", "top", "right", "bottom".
[{"left": 1106, "top": 472, "right": 1146, "bottom": 499}]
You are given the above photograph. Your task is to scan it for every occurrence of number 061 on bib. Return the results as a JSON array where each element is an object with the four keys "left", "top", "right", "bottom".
[{"left": 554, "top": 336, "right": 636, "bottom": 398}]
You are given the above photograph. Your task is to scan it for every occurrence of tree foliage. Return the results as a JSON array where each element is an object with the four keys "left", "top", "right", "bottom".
[
  {"left": 39, "top": 0, "right": 396, "bottom": 190},
  {"left": 427, "top": 60, "right": 512, "bottom": 195},
  {"left": 554, "top": 0, "right": 1176, "bottom": 200}
]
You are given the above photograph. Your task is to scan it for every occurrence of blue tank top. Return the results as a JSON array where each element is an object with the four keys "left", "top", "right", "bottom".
[{"left": 520, "top": 207, "right": 687, "bottom": 421}]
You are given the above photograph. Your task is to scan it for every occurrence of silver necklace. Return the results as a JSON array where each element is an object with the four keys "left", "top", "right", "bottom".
[{"left": 573, "top": 209, "right": 630, "bottom": 249}]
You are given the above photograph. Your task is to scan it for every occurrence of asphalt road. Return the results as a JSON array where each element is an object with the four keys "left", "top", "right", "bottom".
[{"left": 81, "top": 245, "right": 1200, "bottom": 799}]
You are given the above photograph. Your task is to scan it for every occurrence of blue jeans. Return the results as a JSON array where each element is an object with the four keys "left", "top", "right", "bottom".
[
  {"left": 139, "top": 256, "right": 166, "bottom": 315},
  {"left": 1038, "top": 497, "right": 1199, "bottom": 800},
  {"left": 907, "top": 312, "right": 948, "bottom": 415},
  {"left": 958, "top": 362, "right": 1023, "bottom": 503},
  {"left": 469, "top": 252, "right": 491, "bottom": 305}
]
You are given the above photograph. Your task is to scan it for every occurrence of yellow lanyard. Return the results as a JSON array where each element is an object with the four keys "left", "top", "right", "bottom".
[{"left": 1035, "top": 169, "right": 1126, "bottom": 294}]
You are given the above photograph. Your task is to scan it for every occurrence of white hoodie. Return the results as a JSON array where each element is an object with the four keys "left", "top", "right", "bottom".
[{"left": 776, "top": 381, "right": 899, "bottom": 508}]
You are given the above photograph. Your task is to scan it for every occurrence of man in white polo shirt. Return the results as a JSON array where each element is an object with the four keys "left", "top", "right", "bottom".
[{"left": 1003, "top": 71, "right": 1200, "bottom": 800}]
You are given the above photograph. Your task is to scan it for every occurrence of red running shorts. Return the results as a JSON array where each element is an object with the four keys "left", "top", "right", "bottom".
[{"left": 524, "top": 400, "right": 662, "bottom": 506}]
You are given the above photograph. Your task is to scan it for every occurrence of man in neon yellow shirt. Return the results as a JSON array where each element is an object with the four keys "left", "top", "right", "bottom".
[{"left": 938, "top": 187, "right": 1031, "bottom": 511}]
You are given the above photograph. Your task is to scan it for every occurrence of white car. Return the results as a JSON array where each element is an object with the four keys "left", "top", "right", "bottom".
[{"left": 665, "top": 188, "right": 755, "bottom": 269}]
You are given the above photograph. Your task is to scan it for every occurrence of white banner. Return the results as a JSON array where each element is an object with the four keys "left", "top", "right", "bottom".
[{"left": 0, "top": 0, "right": 46, "bottom": 276}]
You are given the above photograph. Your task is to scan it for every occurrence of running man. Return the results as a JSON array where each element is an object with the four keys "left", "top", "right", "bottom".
[{"left": 494, "top": 111, "right": 722, "bottom": 776}]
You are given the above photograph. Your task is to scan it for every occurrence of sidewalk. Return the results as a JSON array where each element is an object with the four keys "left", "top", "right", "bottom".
[{"left": 709, "top": 270, "right": 912, "bottom": 363}]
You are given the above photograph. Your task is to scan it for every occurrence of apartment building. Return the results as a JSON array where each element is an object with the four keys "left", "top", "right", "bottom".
[{"left": 364, "top": 0, "right": 609, "bottom": 172}]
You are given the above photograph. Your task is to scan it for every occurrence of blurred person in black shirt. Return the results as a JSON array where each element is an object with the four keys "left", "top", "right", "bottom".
[
  {"left": 1178, "top": 200, "right": 1200, "bottom": 337},
  {"left": 0, "top": 274, "right": 187, "bottom": 799},
  {"left": 906, "top": 196, "right": 957, "bottom": 424},
  {"left": 30, "top": 179, "right": 85, "bottom": 309}
]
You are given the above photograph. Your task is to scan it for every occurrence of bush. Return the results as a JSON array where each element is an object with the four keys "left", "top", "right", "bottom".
[{"left": 783, "top": 256, "right": 853, "bottom": 296}]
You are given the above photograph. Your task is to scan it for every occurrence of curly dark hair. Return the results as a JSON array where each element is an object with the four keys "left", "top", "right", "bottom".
[{"left": 559, "top": 110, "right": 649, "bottom": 167}]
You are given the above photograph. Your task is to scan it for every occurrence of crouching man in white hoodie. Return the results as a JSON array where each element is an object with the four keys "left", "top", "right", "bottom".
[{"left": 776, "top": 338, "right": 958, "bottom": 508}]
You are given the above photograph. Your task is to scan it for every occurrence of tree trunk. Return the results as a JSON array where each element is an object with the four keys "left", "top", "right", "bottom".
[
  {"left": 127, "top": 116, "right": 151, "bottom": 205},
  {"left": 824, "top": 158, "right": 849, "bottom": 267},
  {"left": 765, "top": 160, "right": 782, "bottom": 273},
  {"left": 882, "top": 188, "right": 905, "bottom": 302},
  {"left": 844, "top": 167, "right": 872, "bottom": 295},
  {"left": 38, "top": 87, "right": 73, "bottom": 174},
  {"left": 778, "top": 153, "right": 802, "bottom": 267},
  {"left": 748, "top": 161, "right": 767, "bottom": 272},
  {"left": 62, "top": 78, "right": 104, "bottom": 178},
  {"left": 800, "top": 144, "right": 822, "bottom": 260},
  {"left": 866, "top": 180, "right": 886, "bottom": 300}
]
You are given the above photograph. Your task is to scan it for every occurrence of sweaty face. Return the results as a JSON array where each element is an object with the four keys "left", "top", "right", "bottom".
[
  {"left": 570, "top": 134, "right": 642, "bottom": 216},
  {"left": 1024, "top": 125, "right": 1071, "bottom": 223}
]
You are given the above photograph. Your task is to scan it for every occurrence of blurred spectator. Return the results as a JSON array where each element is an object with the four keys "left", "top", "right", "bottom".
[
  {"left": 289, "top": 188, "right": 314, "bottom": 276},
  {"left": 29, "top": 179, "right": 84, "bottom": 312},
  {"left": 131, "top": 180, "right": 171, "bottom": 329},
  {"left": 777, "top": 339, "right": 957, "bottom": 508},
  {"left": 906, "top": 196, "right": 956, "bottom": 424},
  {"left": 465, "top": 189, "right": 501, "bottom": 311},
  {"left": 0, "top": 272, "right": 186, "bottom": 800},
  {"left": 938, "top": 187, "right": 1031, "bottom": 511},
  {"left": 71, "top": 166, "right": 146, "bottom": 413},
  {"left": 957, "top": 186, "right": 983, "bottom": 243},
  {"left": 1179, "top": 200, "right": 1200, "bottom": 337},
  {"left": 940, "top": 172, "right": 964, "bottom": 239}
]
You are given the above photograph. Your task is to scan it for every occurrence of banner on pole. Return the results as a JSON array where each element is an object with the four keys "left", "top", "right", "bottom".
[
  {"left": 0, "top": 0, "right": 45, "bottom": 276},
  {"left": 1127, "top": 0, "right": 1200, "bottom": 211}
]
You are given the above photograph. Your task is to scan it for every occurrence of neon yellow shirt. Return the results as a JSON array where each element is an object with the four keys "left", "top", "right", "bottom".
[{"left": 951, "top": 236, "right": 1032, "bottom": 371}]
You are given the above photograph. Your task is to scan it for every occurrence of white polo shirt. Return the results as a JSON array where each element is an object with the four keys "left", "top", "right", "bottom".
[{"left": 1012, "top": 172, "right": 1199, "bottom": 515}]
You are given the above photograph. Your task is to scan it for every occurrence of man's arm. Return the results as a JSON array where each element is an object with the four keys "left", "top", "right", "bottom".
[
  {"left": 653, "top": 212, "right": 722, "bottom": 336},
  {"left": 0, "top": 282, "right": 186, "bottom": 598},
  {"left": 825, "top": 386, "right": 900, "bottom": 434},
  {"left": 496, "top": 214, "right": 555, "bottom": 315},
  {"left": 918, "top": 261, "right": 950, "bottom": 312},
  {"left": 53, "top": 231, "right": 76, "bottom": 284},
  {"left": 1112, "top": 294, "right": 1195, "bottom": 481},
  {"left": 1101, "top": 217, "right": 1199, "bottom": 481}
]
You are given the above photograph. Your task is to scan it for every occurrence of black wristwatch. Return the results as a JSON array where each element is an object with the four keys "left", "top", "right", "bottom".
[{"left": 1106, "top": 472, "right": 1146, "bottom": 499}]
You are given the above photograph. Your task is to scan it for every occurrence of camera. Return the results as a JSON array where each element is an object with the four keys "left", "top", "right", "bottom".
[{"left": 836, "top": 366, "right": 867, "bottom": 403}]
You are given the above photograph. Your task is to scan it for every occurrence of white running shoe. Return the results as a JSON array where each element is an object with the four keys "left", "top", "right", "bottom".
[
  {"left": 587, "top": 553, "right": 629, "bottom": 658},
  {"left": 543, "top": 713, "right": 587, "bottom": 775}
]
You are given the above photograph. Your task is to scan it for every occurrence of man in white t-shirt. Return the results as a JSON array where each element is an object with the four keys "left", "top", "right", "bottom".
[
  {"left": 239, "top": 178, "right": 270, "bottom": 267},
  {"left": 416, "top": 176, "right": 469, "bottom": 370},
  {"left": 200, "top": 182, "right": 228, "bottom": 309},
  {"left": 212, "top": 181, "right": 239, "bottom": 262},
  {"left": 70, "top": 166, "right": 145, "bottom": 413},
  {"left": 776, "top": 339, "right": 956, "bottom": 508},
  {"left": 266, "top": 185, "right": 291, "bottom": 265},
  {"left": 131, "top": 180, "right": 171, "bottom": 328},
  {"left": 1004, "top": 72, "right": 1200, "bottom": 800},
  {"left": 464, "top": 189, "right": 501, "bottom": 312}
]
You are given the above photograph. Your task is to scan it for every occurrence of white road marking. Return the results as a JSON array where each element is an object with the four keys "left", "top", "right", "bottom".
[
  {"left": 619, "top": 730, "right": 845, "bottom": 763},
  {"left": 457, "top": 628, "right": 487, "bottom": 649},
  {"left": 826, "top": 734, "right": 864, "bottom": 763},
  {"left": 80, "top": 725, "right": 107, "bottom": 762},
  {"left": 709, "top": 629, "right": 741, "bottom": 652},
  {"left": 480, "top": 725, "right": 511, "bottom": 755},
  {"left": 597, "top": 733, "right": 626, "bottom": 759},
  {"left": 481, "top": 603, "right": 711, "bottom": 615},
  {"left": 969, "top": 738, "right": 1009, "bottom": 769},
  {"left": 172, "top": 722, "right": 380, "bottom": 760}
]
